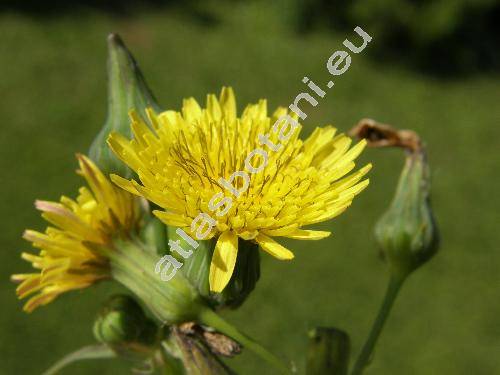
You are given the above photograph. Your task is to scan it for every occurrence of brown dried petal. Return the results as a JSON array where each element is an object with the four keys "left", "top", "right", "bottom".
[{"left": 349, "top": 118, "right": 422, "bottom": 152}]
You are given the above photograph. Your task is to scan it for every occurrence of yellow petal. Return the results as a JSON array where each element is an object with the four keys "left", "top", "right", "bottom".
[
  {"left": 285, "top": 229, "right": 331, "bottom": 240},
  {"left": 206, "top": 94, "right": 222, "bottom": 121},
  {"left": 209, "top": 231, "right": 238, "bottom": 292},
  {"left": 261, "top": 224, "right": 299, "bottom": 237},
  {"left": 110, "top": 174, "right": 140, "bottom": 195},
  {"left": 182, "top": 97, "right": 202, "bottom": 123},
  {"left": 255, "top": 234, "right": 295, "bottom": 260},
  {"left": 339, "top": 179, "right": 370, "bottom": 198},
  {"left": 153, "top": 210, "right": 191, "bottom": 227},
  {"left": 332, "top": 139, "right": 367, "bottom": 169},
  {"left": 219, "top": 87, "right": 236, "bottom": 120},
  {"left": 106, "top": 132, "right": 143, "bottom": 171}
]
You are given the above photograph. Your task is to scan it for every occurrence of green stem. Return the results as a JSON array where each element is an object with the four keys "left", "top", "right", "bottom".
[
  {"left": 350, "top": 275, "right": 406, "bottom": 375},
  {"left": 42, "top": 345, "right": 116, "bottom": 375},
  {"left": 198, "top": 308, "right": 292, "bottom": 374}
]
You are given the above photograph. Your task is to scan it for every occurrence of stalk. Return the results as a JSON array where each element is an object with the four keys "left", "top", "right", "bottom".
[
  {"left": 350, "top": 275, "right": 406, "bottom": 375},
  {"left": 198, "top": 308, "right": 292, "bottom": 374}
]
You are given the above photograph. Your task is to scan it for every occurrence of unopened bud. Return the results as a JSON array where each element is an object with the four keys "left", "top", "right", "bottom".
[
  {"left": 93, "top": 294, "right": 157, "bottom": 347},
  {"left": 375, "top": 151, "right": 439, "bottom": 279},
  {"left": 306, "top": 327, "right": 350, "bottom": 375},
  {"left": 89, "top": 33, "right": 161, "bottom": 177}
]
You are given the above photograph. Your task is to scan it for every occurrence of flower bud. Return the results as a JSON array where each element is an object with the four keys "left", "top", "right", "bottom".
[
  {"left": 306, "top": 327, "right": 350, "bottom": 375},
  {"left": 93, "top": 294, "right": 157, "bottom": 347},
  {"left": 374, "top": 151, "right": 439, "bottom": 278},
  {"left": 89, "top": 33, "right": 161, "bottom": 178}
]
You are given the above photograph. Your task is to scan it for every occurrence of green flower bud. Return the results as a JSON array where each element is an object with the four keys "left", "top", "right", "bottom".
[
  {"left": 93, "top": 294, "right": 157, "bottom": 347},
  {"left": 306, "top": 327, "right": 350, "bottom": 375},
  {"left": 89, "top": 33, "right": 161, "bottom": 177},
  {"left": 375, "top": 151, "right": 439, "bottom": 279}
]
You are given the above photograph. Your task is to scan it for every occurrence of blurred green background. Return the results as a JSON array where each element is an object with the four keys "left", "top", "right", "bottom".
[{"left": 1, "top": 1, "right": 499, "bottom": 374}]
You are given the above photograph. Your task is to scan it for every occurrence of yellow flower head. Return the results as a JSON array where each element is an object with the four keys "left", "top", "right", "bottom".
[
  {"left": 108, "top": 87, "right": 371, "bottom": 292},
  {"left": 12, "top": 155, "right": 139, "bottom": 312}
]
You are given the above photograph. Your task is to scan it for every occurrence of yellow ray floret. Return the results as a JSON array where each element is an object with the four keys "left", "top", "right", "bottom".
[
  {"left": 12, "top": 155, "right": 139, "bottom": 312},
  {"left": 108, "top": 87, "right": 371, "bottom": 292}
]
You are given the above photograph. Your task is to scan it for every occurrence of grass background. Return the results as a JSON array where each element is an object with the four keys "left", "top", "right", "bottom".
[{"left": 1, "top": 2, "right": 499, "bottom": 374}]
